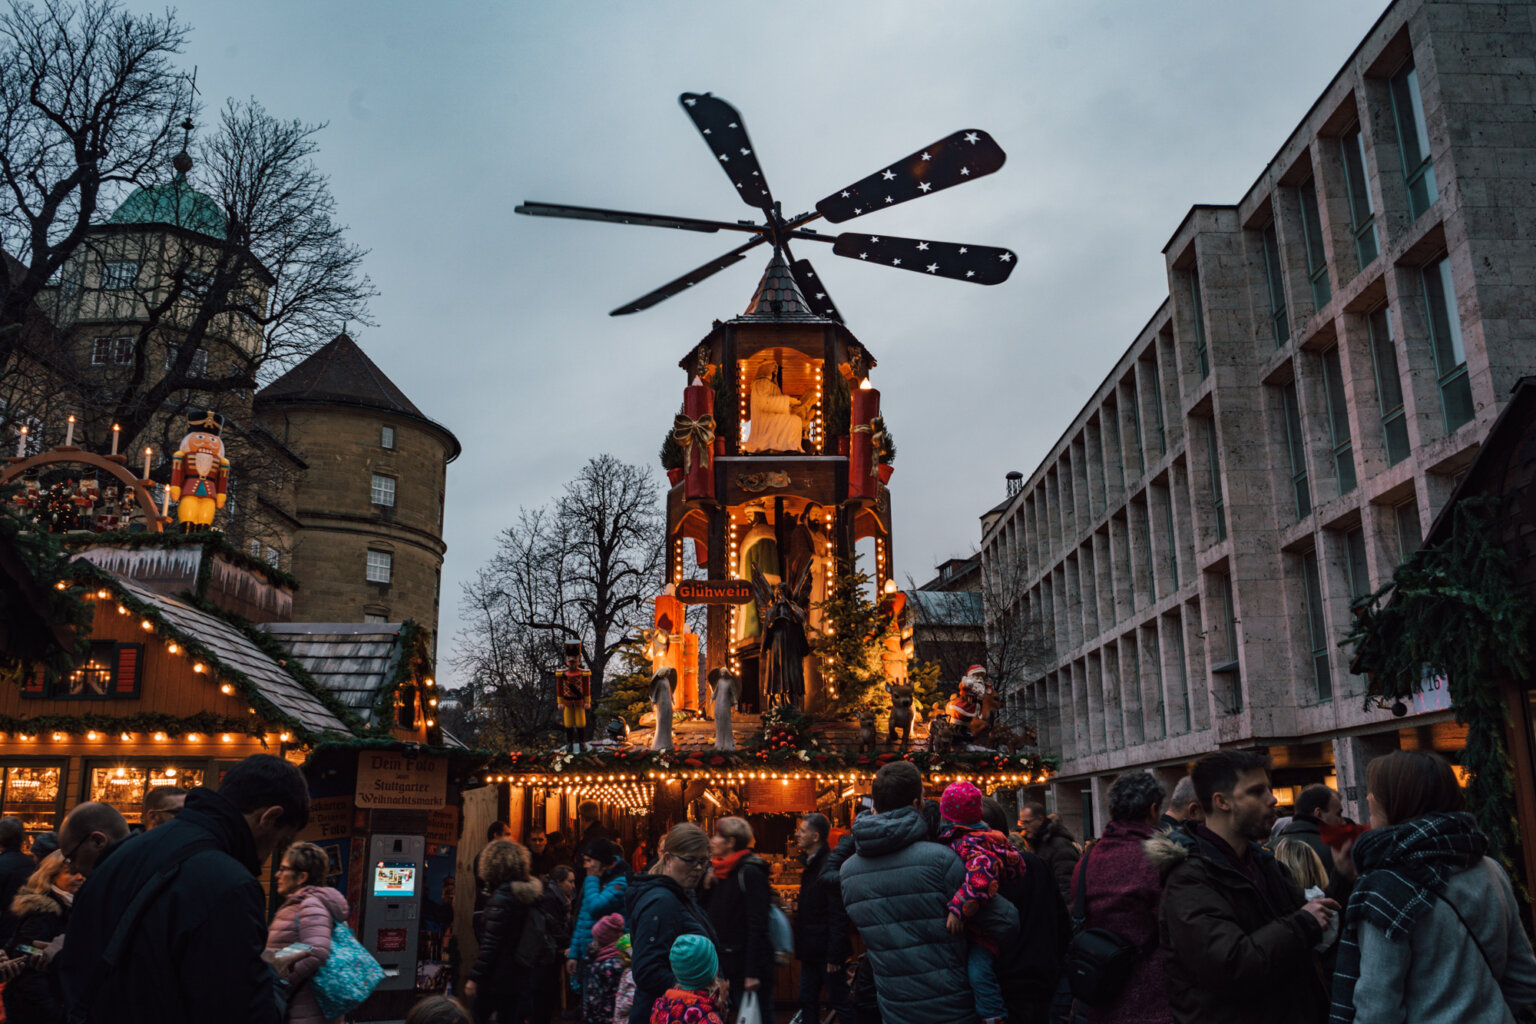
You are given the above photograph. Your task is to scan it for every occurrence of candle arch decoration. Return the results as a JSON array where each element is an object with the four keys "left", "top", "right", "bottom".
[{"left": 3, "top": 447, "right": 166, "bottom": 532}]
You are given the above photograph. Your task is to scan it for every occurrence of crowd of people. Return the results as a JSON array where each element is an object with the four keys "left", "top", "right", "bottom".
[{"left": 0, "top": 746, "right": 1522, "bottom": 1024}]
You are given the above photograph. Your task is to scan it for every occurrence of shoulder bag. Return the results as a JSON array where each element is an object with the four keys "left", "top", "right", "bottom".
[{"left": 1061, "top": 847, "right": 1156, "bottom": 1006}]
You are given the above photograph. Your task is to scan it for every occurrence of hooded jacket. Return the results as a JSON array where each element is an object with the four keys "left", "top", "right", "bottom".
[
  {"left": 996, "top": 849, "right": 1070, "bottom": 1024},
  {"left": 1071, "top": 820, "right": 1171, "bottom": 1024},
  {"left": 4, "top": 887, "right": 69, "bottom": 1023},
  {"left": 571, "top": 860, "right": 629, "bottom": 962},
  {"left": 1145, "top": 823, "right": 1325, "bottom": 1024},
  {"left": 625, "top": 873, "right": 718, "bottom": 1024},
  {"left": 265, "top": 884, "right": 351, "bottom": 1024},
  {"left": 59, "top": 787, "right": 278, "bottom": 1024},
  {"left": 469, "top": 877, "right": 544, "bottom": 990},
  {"left": 839, "top": 805, "right": 1018, "bottom": 1024}
]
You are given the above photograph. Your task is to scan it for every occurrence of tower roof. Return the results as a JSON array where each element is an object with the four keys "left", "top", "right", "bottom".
[
  {"left": 107, "top": 170, "right": 227, "bottom": 240},
  {"left": 737, "top": 249, "right": 822, "bottom": 322},
  {"left": 256, "top": 333, "right": 461, "bottom": 458}
]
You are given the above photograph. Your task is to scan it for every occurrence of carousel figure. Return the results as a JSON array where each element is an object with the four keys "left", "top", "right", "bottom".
[
  {"left": 751, "top": 562, "right": 812, "bottom": 712},
  {"left": 556, "top": 642, "right": 591, "bottom": 753},
  {"left": 169, "top": 409, "right": 230, "bottom": 533},
  {"left": 741, "top": 359, "right": 813, "bottom": 453}
]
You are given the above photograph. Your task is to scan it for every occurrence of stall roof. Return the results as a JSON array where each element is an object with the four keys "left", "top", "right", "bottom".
[
  {"left": 96, "top": 571, "right": 354, "bottom": 736},
  {"left": 261, "top": 622, "right": 407, "bottom": 728}
]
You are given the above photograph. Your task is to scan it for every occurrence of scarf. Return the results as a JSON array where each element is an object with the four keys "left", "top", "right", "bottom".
[
  {"left": 49, "top": 885, "right": 74, "bottom": 907},
  {"left": 1327, "top": 811, "right": 1487, "bottom": 1023},
  {"left": 712, "top": 847, "right": 751, "bottom": 881}
]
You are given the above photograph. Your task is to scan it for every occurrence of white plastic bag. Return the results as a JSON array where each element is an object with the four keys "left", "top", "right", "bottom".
[{"left": 734, "top": 990, "right": 762, "bottom": 1024}]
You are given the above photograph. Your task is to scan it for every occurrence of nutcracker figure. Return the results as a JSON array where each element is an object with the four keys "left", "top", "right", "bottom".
[
  {"left": 169, "top": 410, "right": 229, "bottom": 533},
  {"left": 556, "top": 642, "right": 592, "bottom": 753}
]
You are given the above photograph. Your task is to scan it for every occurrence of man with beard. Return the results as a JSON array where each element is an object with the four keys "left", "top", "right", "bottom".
[{"left": 1144, "top": 751, "right": 1338, "bottom": 1024}]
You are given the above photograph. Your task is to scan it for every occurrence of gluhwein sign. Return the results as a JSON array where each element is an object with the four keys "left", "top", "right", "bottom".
[{"left": 676, "top": 579, "right": 753, "bottom": 605}]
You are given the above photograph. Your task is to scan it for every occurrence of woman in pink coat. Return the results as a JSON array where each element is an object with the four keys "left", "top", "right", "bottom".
[{"left": 266, "top": 840, "right": 351, "bottom": 1024}]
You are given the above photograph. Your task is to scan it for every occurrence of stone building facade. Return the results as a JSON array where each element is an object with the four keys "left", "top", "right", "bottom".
[
  {"left": 979, "top": 0, "right": 1536, "bottom": 835},
  {"left": 255, "top": 334, "right": 459, "bottom": 644}
]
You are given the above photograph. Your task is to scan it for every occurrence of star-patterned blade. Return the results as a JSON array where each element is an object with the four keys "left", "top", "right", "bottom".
[
  {"left": 832, "top": 233, "right": 1016, "bottom": 284},
  {"left": 679, "top": 92, "right": 774, "bottom": 211},
  {"left": 815, "top": 130, "right": 1006, "bottom": 224},
  {"left": 789, "top": 257, "right": 843, "bottom": 322},
  {"left": 516, "top": 201, "right": 765, "bottom": 235},
  {"left": 610, "top": 236, "right": 768, "bottom": 316}
]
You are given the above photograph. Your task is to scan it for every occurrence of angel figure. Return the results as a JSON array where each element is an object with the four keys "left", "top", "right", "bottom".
[
  {"left": 750, "top": 561, "right": 813, "bottom": 712},
  {"left": 650, "top": 667, "right": 676, "bottom": 751},
  {"left": 708, "top": 668, "right": 739, "bottom": 750}
]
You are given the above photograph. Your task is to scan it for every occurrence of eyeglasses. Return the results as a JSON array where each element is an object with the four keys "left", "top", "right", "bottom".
[
  {"left": 673, "top": 855, "right": 709, "bottom": 869},
  {"left": 62, "top": 832, "right": 99, "bottom": 868},
  {"left": 276, "top": 866, "right": 299, "bottom": 875}
]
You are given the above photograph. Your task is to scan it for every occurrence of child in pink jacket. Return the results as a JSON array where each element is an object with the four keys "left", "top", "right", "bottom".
[{"left": 939, "top": 781, "right": 1024, "bottom": 1024}]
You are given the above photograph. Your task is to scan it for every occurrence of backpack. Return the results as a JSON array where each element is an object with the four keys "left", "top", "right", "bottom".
[
  {"left": 311, "top": 922, "right": 386, "bottom": 1019},
  {"left": 735, "top": 860, "right": 793, "bottom": 965},
  {"left": 1061, "top": 848, "right": 1155, "bottom": 1007},
  {"left": 513, "top": 903, "right": 562, "bottom": 969}
]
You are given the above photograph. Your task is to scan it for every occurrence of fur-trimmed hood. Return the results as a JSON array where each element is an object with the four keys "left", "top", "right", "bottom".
[
  {"left": 1143, "top": 828, "right": 1194, "bottom": 874},
  {"left": 499, "top": 878, "right": 542, "bottom": 905},
  {"left": 10, "top": 887, "right": 66, "bottom": 919}
]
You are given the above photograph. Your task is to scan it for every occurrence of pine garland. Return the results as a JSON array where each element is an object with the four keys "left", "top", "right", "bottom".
[
  {"left": 0, "top": 710, "right": 267, "bottom": 740},
  {"left": 1345, "top": 498, "right": 1530, "bottom": 880},
  {"left": 0, "top": 485, "right": 91, "bottom": 672}
]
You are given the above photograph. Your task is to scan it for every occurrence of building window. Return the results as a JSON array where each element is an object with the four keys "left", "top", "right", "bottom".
[
  {"left": 1126, "top": 377, "right": 1144, "bottom": 478},
  {"left": 1206, "top": 422, "right": 1226, "bottom": 542},
  {"left": 1160, "top": 488, "right": 1179, "bottom": 589},
  {"left": 87, "top": 763, "right": 205, "bottom": 826},
  {"left": 1298, "top": 175, "right": 1331, "bottom": 307},
  {"left": 1281, "top": 381, "right": 1311, "bottom": 518},
  {"left": 1339, "top": 124, "right": 1379, "bottom": 267},
  {"left": 371, "top": 474, "right": 396, "bottom": 507},
  {"left": 1147, "top": 355, "right": 1166, "bottom": 451},
  {"left": 1394, "top": 498, "right": 1422, "bottom": 563},
  {"left": 1422, "top": 257, "right": 1473, "bottom": 432},
  {"left": 264, "top": 545, "right": 280, "bottom": 568},
  {"left": 1389, "top": 58, "right": 1437, "bottom": 219},
  {"left": 163, "top": 346, "right": 208, "bottom": 377},
  {"left": 364, "top": 612, "right": 388, "bottom": 624},
  {"left": 1301, "top": 549, "right": 1332, "bottom": 701},
  {"left": 1212, "top": 572, "right": 1241, "bottom": 713},
  {"left": 1367, "top": 306, "right": 1410, "bottom": 464},
  {"left": 249, "top": 539, "right": 262, "bottom": 558},
  {"left": 366, "top": 550, "right": 392, "bottom": 583},
  {"left": 92, "top": 337, "right": 134, "bottom": 365},
  {"left": 1344, "top": 525, "right": 1370, "bottom": 601},
  {"left": 100, "top": 260, "right": 139, "bottom": 290},
  {"left": 1261, "top": 220, "right": 1289, "bottom": 346},
  {"left": 48, "top": 640, "right": 142, "bottom": 699},
  {"left": 1321, "top": 347, "right": 1356, "bottom": 496},
  {"left": 1189, "top": 267, "right": 1208, "bottom": 379},
  {"left": 381, "top": 425, "right": 395, "bottom": 450},
  {"left": 0, "top": 766, "right": 64, "bottom": 831}
]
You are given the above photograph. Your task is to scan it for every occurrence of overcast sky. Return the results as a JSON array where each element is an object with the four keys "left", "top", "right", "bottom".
[{"left": 165, "top": 0, "right": 1390, "bottom": 683}]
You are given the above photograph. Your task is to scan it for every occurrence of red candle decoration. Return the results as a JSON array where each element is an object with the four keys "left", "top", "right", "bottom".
[
  {"left": 849, "top": 378, "right": 880, "bottom": 500},
  {"left": 680, "top": 378, "right": 716, "bottom": 502}
]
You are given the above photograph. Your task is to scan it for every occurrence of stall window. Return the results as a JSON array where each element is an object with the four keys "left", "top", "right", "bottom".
[
  {"left": 46, "top": 641, "right": 142, "bottom": 699},
  {"left": 86, "top": 763, "right": 206, "bottom": 825},
  {"left": 0, "top": 764, "right": 65, "bottom": 831}
]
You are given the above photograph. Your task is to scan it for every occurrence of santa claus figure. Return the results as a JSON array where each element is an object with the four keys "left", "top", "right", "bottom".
[
  {"left": 169, "top": 410, "right": 229, "bottom": 533},
  {"left": 946, "top": 664, "right": 992, "bottom": 737}
]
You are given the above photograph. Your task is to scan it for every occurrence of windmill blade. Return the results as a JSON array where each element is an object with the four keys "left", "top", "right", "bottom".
[
  {"left": 789, "top": 257, "right": 843, "bottom": 322},
  {"left": 679, "top": 92, "right": 774, "bottom": 211},
  {"left": 815, "top": 129, "right": 1006, "bottom": 224},
  {"left": 515, "top": 201, "right": 764, "bottom": 235},
  {"left": 610, "top": 236, "right": 768, "bottom": 316},
  {"left": 832, "top": 233, "right": 1016, "bottom": 284}
]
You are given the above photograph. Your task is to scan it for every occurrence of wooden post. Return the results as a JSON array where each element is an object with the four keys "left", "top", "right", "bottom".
[{"left": 707, "top": 506, "right": 728, "bottom": 673}]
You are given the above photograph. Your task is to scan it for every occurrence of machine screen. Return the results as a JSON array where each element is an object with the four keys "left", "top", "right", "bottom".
[{"left": 373, "top": 861, "right": 417, "bottom": 898}]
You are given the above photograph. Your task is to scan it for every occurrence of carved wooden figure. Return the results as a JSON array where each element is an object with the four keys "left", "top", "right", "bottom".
[
  {"left": 885, "top": 681, "right": 914, "bottom": 751},
  {"left": 650, "top": 668, "right": 677, "bottom": 751},
  {"left": 857, "top": 710, "right": 876, "bottom": 752},
  {"left": 709, "top": 668, "right": 738, "bottom": 751}
]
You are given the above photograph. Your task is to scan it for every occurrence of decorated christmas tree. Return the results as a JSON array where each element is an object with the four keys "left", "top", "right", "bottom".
[
  {"left": 33, "top": 481, "right": 79, "bottom": 533},
  {"left": 813, "top": 553, "right": 899, "bottom": 717}
]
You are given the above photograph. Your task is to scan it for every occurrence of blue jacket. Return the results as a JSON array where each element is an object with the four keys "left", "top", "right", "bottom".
[
  {"left": 570, "top": 861, "right": 628, "bottom": 960},
  {"left": 624, "top": 873, "right": 718, "bottom": 1024},
  {"left": 840, "top": 805, "right": 1017, "bottom": 1024}
]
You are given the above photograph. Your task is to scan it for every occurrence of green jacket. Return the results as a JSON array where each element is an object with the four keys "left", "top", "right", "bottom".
[{"left": 1145, "top": 824, "right": 1326, "bottom": 1024}]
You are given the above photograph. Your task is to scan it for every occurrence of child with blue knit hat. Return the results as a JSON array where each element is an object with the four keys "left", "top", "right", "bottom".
[
  {"left": 941, "top": 780, "right": 1024, "bottom": 1024},
  {"left": 648, "top": 933, "right": 725, "bottom": 1023}
]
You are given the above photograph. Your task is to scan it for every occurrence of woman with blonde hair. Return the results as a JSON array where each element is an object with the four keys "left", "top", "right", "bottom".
[
  {"left": 1331, "top": 750, "right": 1536, "bottom": 1022},
  {"left": 265, "top": 840, "right": 350, "bottom": 1024},
  {"left": 624, "top": 823, "right": 718, "bottom": 1024},
  {"left": 464, "top": 840, "right": 541, "bottom": 1024},
  {"left": 1273, "top": 837, "right": 1338, "bottom": 952},
  {"left": 3, "top": 850, "right": 80, "bottom": 1022}
]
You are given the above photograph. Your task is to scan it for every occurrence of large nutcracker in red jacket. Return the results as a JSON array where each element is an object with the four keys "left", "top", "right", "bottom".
[
  {"left": 556, "top": 642, "right": 592, "bottom": 753},
  {"left": 169, "top": 409, "right": 229, "bottom": 533}
]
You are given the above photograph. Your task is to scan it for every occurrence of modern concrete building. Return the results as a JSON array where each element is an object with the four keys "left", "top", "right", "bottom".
[{"left": 979, "top": 0, "right": 1536, "bottom": 835}]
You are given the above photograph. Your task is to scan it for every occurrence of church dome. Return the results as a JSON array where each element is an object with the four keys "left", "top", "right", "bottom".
[{"left": 107, "top": 162, "right": 226, "bottom": 240}]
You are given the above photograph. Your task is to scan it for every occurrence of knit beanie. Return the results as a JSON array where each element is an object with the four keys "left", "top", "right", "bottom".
[
  {"left": 592, "top": 912, "right": 625, "bottom": 947},
  {"left": 940, "top": 781, "right": 983, "bottom": 826},
  {"left": 669, "top": 933, "right": 718, "bottom": 991},
  {"left": 586, "top": 837, "right": 621, "bottom": 866}
]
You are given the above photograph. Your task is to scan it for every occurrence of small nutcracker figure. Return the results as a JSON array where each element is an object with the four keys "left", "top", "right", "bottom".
[
  {"left": 169, "top": 409, "right": 229, "bottom": 533},
  {"left": 556, "top": 642, "right": 592, "bottom": 753}
]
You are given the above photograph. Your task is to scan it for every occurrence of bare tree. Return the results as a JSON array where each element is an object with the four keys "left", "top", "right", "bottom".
[
  {"left": 0, "top": 0, "right": 189, "bottom": 343},
  {"left": 453, "top": 455, "right": 665, "bottom": 746},
  {"left": 976, "top": 545, "right": 1054, "bottom": 730}
]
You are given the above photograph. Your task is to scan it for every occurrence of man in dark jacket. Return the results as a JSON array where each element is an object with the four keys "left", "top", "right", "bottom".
[
  {"left": 0, "top": 818, "right": 33, "bottom": 914},
  {"left": 795, "top": 812, "right": 851, "bottom": 1024},
  {"left": 1145, "top": 750, "right": 1336, "bottom": 1024},
  {"left": 1276, "top": 783, "right": 1349, "bottom": 900},
  {"left": 1019, "top": 801, "right": 1079, "bottom": 903},
  {"left": 841, "top": 760, "right": 1017, "bottom": 1024},
  {"left": 59, "top": 754, "right": 309, "bottom": 1024},
  {"left": 1159, "top": 774, "right": 1204, "bottom": 832},
  {"left": 981, "top": 799, "right": 1067, "bottom": 1024}
]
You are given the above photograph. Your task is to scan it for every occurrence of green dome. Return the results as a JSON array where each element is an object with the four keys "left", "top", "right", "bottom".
[{"left": 107, "top": 171, "right": 226, "bottom": 240}]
